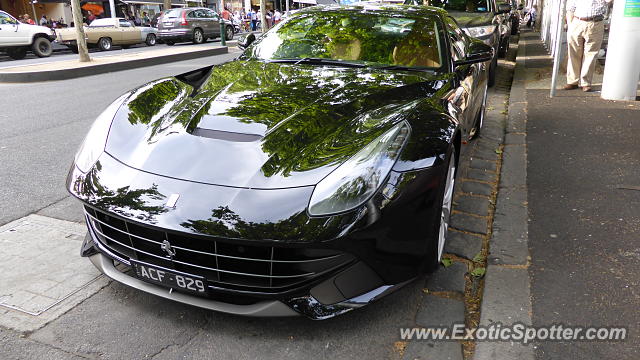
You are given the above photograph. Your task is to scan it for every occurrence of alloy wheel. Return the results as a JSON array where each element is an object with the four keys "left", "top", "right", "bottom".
[
  {"left": 437, "top": 152, "right": 456, "bottom": 261},
  {"left": 194, "top": 30, "right": 204, "bottom": 44}
]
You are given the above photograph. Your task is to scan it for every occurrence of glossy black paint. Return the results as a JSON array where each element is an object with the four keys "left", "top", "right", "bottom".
[{"left": 68, "top": 5, "right": 489, "bottom": 319}]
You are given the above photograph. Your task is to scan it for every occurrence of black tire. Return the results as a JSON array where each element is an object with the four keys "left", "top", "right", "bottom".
[
  {"left": 470, "top": 83, "right": 488, "bottom": 139},
  {"left": 487, "top": 55, "right": 498, "bottom": 87},
  {"left": 225, "top": 26, "right": 234, "bottom": 41},
  {"left": 98, "top": 37, "right": 112, "bottom": 51},
  {"left": 32, "top": 37, "right": 53, "bottom": 58},
  {"left": 6, "top": 47, "right": 27, "bottom": 60},
  {"left": 424, "top": 146, "right": 457, "bottom": 272},
  {"left": 69, "top": 45, "right": 79, "bottom": 54},
  {"left": 192, "top": 28, "right": 204, "bottom": 44},
  {"left": 165, "top": 41, "right": 175, "bottom": 46},
  {"left": 145, "top": 33, "right": 156, "bottom": 46}
]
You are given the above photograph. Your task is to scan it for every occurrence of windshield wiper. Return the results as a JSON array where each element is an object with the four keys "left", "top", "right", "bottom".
[{"left": 267, "top": 58, "right": 367, "bottom": 68}]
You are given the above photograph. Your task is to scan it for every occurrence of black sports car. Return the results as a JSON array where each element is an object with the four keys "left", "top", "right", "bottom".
[{"left": 68, "top": 5, "right": 492, "bottom": 319}]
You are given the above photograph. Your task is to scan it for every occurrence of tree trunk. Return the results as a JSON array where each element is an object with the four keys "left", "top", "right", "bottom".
[
  {"left": 164, "top": 0, "right": 172, "bottom": 13},
  {"left": 260, "top": 0, "right": 267, "bottom": 33},
  {"left": 70, "top": 0, "right": 90, "bottom": 62}
]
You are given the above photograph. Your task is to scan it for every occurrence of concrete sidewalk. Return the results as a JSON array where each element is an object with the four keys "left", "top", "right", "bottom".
[
  {"left": 476, "top": 30, "right": 639, "bottom": 360},
  {"left": 0, "top": 44, "right": 229, "bottom": 82}
]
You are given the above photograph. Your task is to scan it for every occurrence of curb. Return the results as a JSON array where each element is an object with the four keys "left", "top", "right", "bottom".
[
  {"left": 473, "top": 33, "right": 534, "bottom": 360},
  {"left": 0, "top": 46, "right": 229, "bottom": 83}
]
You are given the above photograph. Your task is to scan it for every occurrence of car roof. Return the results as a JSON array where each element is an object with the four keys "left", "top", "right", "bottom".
[{"left": 298, "top": 4, "right": 447, "bottom": 17}]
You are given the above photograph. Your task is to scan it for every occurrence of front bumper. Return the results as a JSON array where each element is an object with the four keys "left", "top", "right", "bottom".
[
  {"left": 83, "top": 229, "right": 409, "bottom": 319},
  {"left": 70, "top": 152, "right": 446, "bottom": 319}
]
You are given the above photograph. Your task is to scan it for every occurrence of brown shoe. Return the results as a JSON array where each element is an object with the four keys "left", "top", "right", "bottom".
[
  {"left": 563, "top": 84, "right": 579, "bottom": 90},
  {"left": 582, "top": 86, "right": 592, "bottom": 92}
]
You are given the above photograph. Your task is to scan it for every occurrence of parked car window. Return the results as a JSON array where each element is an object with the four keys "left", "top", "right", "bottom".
[
  {"left": 247, "top": 12, "right": 442, "bottom": 69},
  {"left": 119, "top": 20, "right": 132, "bottom": 27},
  {"left": 187, "top": 11, "right": 197, "bottom": 18},
  {"left": 430, "top": 0, "right": 492, "bottom": 13},
  {"left": 204, "top": 9, "right": 218, "bottom": 19},
  {"left": 0, "top": 12, "right": 17, "bottom": 25}
]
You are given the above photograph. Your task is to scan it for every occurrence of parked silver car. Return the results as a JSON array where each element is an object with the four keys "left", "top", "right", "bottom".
[{"left": 157, "top": 7, "right": 234, "bottom": 45}]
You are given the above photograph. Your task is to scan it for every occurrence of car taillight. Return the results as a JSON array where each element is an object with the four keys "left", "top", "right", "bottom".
[{"left": 181, "top": 11, "right": 188, "bottom": 26}]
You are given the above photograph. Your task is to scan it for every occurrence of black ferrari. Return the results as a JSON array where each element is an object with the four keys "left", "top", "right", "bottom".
[{"left": 68, "top": 4, "right": 493, "bottom": 319}]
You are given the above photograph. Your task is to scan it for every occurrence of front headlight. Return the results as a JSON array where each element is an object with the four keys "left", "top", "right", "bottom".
[
  {"left": 74, "top": 94, "right": 128, "bottom": 173},
  {"left": 308, "top": 121, "right": 410, "bottom": 216},
  {"left": 464, "top": 25, "right": 496, "bottom": 39}
]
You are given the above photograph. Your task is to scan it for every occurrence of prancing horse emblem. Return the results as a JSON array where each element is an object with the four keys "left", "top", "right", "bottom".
[{"left": 161, "top": 240, "right": 176, "bottom": 258}]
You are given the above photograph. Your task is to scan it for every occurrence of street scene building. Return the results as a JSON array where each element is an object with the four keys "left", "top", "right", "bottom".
[{"left": 0, "top": 0, "right": 638, "bottom": 359}]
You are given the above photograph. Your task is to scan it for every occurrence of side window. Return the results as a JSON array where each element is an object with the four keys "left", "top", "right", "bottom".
[
  {"left": 0, "top": 13, "right": 17, "bottom": 25},
  {"left": 445, "top": 17, "right": 466, "bottom": 61},
  {"left": 188, "top": 11, "right": 197, "bottom": 18},
  {"left": 205, "top": 10, "right": 218, "bottom": 19},
  {"left": 119, "top": 20, "right": 131, "bottom": 27}
]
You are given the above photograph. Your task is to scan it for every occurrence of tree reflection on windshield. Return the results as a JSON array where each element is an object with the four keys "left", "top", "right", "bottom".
[{"left": 246, "top": 11, "right": 443, "bottom": 69}]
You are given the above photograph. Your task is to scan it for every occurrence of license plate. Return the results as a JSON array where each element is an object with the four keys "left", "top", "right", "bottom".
[
  {"left": 163, "top": 21, "right": 174, "bottom": 27},
  {"left": 131, "top": 260, "right": 207, "bottom": 295}
]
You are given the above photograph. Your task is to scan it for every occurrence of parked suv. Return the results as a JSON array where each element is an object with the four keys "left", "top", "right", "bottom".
[
  {"left": 0, "top": 10, "right": 56, "bottom": 60},
  {"left": 157, "top": 7, "right": 234, "bottom": 45}
]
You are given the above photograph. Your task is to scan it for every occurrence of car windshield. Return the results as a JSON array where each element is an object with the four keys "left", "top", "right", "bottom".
[
  {"left": 428, "top": 0, "right": 492, "bottom": 13},
  {"left": 245, "top": 11, "right": 443, "bottom": 70}
]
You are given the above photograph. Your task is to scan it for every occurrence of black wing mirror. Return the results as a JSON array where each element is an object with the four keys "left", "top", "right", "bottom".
[
  {"left": 497, "top": 3, "right": 512, "bottom": 13},
  {"left": 237, "top": 33, "right": 256, "bottom": 49},
  {"left": 454, "top": 41, "right": 494, "bottom": 67}
]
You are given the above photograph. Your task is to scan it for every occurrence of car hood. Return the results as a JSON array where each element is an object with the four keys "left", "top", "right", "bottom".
[
  {"left": 447, "top": 11, "right": 495, "bottom": 28},
  {"left": 105, "top": 60, "right": 447, "bottom": 189}
]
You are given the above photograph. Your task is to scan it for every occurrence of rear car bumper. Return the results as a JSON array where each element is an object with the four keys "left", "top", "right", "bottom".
[{"left": 158, "top": 29, "right": 191, "bottom": 42}]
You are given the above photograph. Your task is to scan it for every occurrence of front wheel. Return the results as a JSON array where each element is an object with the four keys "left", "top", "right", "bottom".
[
  {"left": 6, "top": 47, "right": 27, "bottom": 60},
  {"left": 32, "top": 37, "right": 53, "bottom": 57},
  {"left": 487, "top": 55, "right": 498, "bottom": 87},
  {"left": 98, "top": 37, "right": 112, "bottom": 51},
  {"left": 146, "top": 33, "right": 156, "bottom": 46},
  {"left": 225, "top": 26, "right": 234, "bottom": 41},
  {"left": 470, "top": 82, "right": 489, "bottom": 139},
  {"left": 428, "top": 147, "right": 457, "bottom": 270}
]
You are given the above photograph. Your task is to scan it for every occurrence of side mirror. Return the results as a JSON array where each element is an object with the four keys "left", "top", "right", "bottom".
[
  {"left": 237, "top": 33, "right": 256, "bottom": 49},
  {"left": 454, "top": 41, "right": 494, "bottom": 66},
  {"left": 497, "top": 3, "right": 512, "bottom": 13}
]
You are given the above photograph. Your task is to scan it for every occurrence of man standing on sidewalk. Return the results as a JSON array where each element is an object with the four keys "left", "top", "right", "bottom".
[{"left": 564, "top": 0, "right": 612, "bottom": 92}]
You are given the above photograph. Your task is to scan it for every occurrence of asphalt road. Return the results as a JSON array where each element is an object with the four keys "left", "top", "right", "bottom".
[
  {"left": 0, "top": 38, "right": 231, "bottom": 68},
  {"left": 527, "top": 90, "right": 640, "bottom": 359}
]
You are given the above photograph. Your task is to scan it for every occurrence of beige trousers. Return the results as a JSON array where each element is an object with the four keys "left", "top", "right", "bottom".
[{"left": 566, "top": 19, "right": 605, "bottom": 87}]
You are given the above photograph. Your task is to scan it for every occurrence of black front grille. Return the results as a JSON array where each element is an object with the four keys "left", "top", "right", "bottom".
[{"left": 84, "top": 206, "right": 354, "bottom": 294}]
